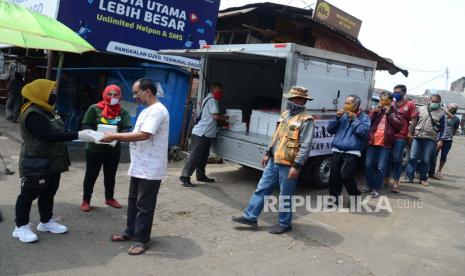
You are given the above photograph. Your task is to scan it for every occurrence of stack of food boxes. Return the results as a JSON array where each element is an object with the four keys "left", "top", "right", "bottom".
[
  {"left": 249, "top": 110, "right": 280, "bottom": 137},
  {"left": 226, "top": 109, "right": 247, "bottom": 132}
]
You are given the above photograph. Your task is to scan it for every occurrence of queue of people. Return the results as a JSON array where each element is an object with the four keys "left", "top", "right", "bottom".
[
  {"left": 8, "top": 79, "right": 461, "bottom": 253},
  {"left": 233, "top": 84, "right": 461, "bottom": 233}
]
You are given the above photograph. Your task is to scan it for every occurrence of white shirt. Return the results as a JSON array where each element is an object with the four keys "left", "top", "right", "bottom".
[
  {"left": 128, "top": 102, "right": 170, "bottom": 180},
  {"left": 192, "top": 93, "right": 219, "bottom": 138}
]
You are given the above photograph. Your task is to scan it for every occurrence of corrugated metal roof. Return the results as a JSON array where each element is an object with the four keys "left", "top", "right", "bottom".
[
  {"left": 218, "top": 2, "right": 408, "bottom": 77},
  {"left": 219, "top": 7, "right": 256, "bottom": 18}
]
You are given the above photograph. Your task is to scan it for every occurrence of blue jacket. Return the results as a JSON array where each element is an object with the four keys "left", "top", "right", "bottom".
[{"left": 328, "top": 112, "right": 371, "bottom": 151}]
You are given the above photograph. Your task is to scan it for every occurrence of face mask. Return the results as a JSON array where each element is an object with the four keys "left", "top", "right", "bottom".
[
  {"left": 343, "top": 103, "right": 354, "bottom": 112},
  {"left": 286, "top": 100, "right": 306, "bottom": 116},
  {"left": 429, "top": 103, "right": 440, "bottom": 110},
  {"left": 212, "top": 90, "right": 223, "bottom": 100},
  {"left": 393, "top": 92, "right": 404, "bottom": 101},
  {"left": 110, "top": 97, "right": 120, "bottom": 106},
  {"left": 48, "top": 93, "right": 56, "bottom": 106},
  {"left": 380, "top": 99, "right": 391, "bottom": 107}
]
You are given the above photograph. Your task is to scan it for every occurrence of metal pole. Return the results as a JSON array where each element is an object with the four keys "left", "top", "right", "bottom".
[
  {"left": 45, "top": 51, "right": 55, "bottom": 80},
  {"left": 445, "top": 67, "right": 449, "bottom": 91},
  {"left": 55, "top": 52, "right": 64, "bottom": 92}
]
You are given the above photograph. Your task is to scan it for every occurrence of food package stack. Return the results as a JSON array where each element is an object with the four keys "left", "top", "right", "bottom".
[
  {"left": 266, "top": 113, "right": 281, "bottom": 136},
  {"left": 249, "top": 110, "right": 281, "bottom": 136},
  {"left": 226, "top": 109, "right": 243, "bottom": 123},
  {"left": 249, "top": 110, "right": 260, "bottom": 134},
  {"left": 229, "top": 122, "right": 247, "bottom": 132},
  {"left": 226, "top": 109, "right": 247, "bottom": 132}
]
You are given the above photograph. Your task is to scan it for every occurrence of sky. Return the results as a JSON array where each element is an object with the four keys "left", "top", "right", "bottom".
[{"left": 219, "top": 0, "right": 465, "bottom": 95}]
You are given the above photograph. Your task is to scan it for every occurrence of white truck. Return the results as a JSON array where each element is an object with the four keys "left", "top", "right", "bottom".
[{"left": 161, "top": 43, "right": 376, "bottom": 188}]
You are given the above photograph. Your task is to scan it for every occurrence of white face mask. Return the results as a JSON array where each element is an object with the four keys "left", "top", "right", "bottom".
[{"left": 110, "top": 98, "right": 120, "bottom": 106}]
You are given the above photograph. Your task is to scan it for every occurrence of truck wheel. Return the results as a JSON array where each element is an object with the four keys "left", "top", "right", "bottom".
[{"left": 312, "top": 156, "right": 331, "bottom": 189}]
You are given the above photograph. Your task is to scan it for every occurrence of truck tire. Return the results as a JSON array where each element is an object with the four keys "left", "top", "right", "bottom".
[{"left": 311, "top": 156, "right": 331, "bottom": 189}]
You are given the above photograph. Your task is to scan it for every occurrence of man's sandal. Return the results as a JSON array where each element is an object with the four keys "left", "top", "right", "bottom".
[
  {"left": 111, "top": 233, "right": 133, "bottom": 242},
  {"left": 128, "top": 242, "right": 147, "bottom": 255}
]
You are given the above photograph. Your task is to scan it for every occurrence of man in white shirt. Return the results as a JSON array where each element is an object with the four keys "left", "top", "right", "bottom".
[
  {"left": 101, "top": 78, "right": 169, "bottom": 255},
  {"left": 180, "top": 83, "right": 227, "bottom": 187}
]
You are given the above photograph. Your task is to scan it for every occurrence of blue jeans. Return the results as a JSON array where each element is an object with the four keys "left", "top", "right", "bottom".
[
  {"left": 365, "top": 146, "right": 391, "bottom": 190},
  {"left": 391, "top": 139, "right": 407, "bottom": 181},
  {"left": 243, "top": 159, "right": 298, "bottom": 228},
  {"left": 406, "top": 138, "right": 436, "bottom": 181},
  {"left": 429, "top": 140, "right": 453, "bottom": 174}
]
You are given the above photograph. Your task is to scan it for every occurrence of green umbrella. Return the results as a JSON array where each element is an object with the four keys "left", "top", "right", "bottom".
[{"left": 0, "top": 0, "right": 96, "bottom": 53}]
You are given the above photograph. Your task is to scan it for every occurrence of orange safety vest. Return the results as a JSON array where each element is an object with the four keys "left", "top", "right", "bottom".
[{"left": 269, "top": 110, "right": 313, "bottom": 166}]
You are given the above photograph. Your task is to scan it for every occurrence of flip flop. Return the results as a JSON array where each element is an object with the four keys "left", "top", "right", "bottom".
[
  {"left": 111, "top": 233, "right": 134, "bottom": 242},
  {"left": 128, "top": 242, "right": 147, "bottom": 255}
]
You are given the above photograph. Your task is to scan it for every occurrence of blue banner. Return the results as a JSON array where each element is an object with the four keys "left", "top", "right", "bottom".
[{"left": 57, "top": 0, "right": 219, "bottom": 65}]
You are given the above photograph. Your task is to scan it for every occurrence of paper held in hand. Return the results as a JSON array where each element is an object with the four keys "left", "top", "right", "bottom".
[{"left": 95, "top": 124, "right": 117, "bottom": 147}]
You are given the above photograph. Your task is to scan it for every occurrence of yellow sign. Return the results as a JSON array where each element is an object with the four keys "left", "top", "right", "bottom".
[{"left": 316, "top": 2, "right": 331, "bottom": 20}]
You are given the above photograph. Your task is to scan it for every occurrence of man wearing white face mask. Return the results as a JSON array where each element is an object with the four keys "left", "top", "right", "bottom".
[{"left": 80, "top": 85, "right": 132, "bottom": 212}]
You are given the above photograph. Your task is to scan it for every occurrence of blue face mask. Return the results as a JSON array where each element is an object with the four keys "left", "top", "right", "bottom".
[{"left": 393, "top": 92, "right": 404, "bottom": 101}]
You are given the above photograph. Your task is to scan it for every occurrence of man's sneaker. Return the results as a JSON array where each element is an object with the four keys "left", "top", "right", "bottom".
[
  {"left": 37, "top": 219, "right": 68, "bottom": 234},
  {"left": 180, "top": 176, "right": 196, "bottom": 187},
  {"left": 12, "top": 224, "right": 39, "bottom": 243},
  {"left": 106, "top": 199, "right": 122, "bottom": 209},
  {"left": 370, "top": 190, "right": 380, "bottom": 198},
  {"left": 196, "top": 175, "right": 215, "bottom": 183},
  {"left": 80, "top": 200, "right": 91, "bottom": 212},
  {"left": 231, "top": 216, "right": 257, "bottom": 227},
  {"left": 268, "top": 224, "right": 292, "bottom": 235},
  {"left": 360, "top": 186, "right": 372, "bottom": 193}
]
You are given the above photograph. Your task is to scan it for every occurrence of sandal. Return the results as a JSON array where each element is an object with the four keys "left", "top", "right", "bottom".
[
  {"left": 391, "top": 187, "right": 400, "bottom": 193},
  {"left": 111, "top": 233, "right": 134, "bottom": 242},
  {"left": 436, "top": 172, "right": 443, "bottom": 177},
  {"left": 128, "top": 242, "right": 147, "bottom": 255}
]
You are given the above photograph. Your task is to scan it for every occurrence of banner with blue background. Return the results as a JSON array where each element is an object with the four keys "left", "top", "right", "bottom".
[{"left": 57, "top": 0, "right": 220, "bottom": 68}]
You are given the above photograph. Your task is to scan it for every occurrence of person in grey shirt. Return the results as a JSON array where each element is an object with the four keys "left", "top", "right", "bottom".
[
  {"left": 232, "top": 86, "right": 315, "bottom": 235},
  {"left": 180, "top": 83, "right": 228, "bottom": 187},
  {"left": 431, "top": 103, "right": 461, "bottom": 177}
]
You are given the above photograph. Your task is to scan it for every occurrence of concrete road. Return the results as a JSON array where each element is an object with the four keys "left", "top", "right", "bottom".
[{"left": 1, "top": 119, "right": 464, "bottom": 275}]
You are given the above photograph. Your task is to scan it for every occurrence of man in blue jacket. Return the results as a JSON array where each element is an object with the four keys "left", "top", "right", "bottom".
[{"left": 327, "top": 95, "right": 371, "bottom": 206}]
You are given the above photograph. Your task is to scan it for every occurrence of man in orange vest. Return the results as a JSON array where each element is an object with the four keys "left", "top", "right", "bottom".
[{"left": 232, "top": 86, "right": 315, "bottom": 234}]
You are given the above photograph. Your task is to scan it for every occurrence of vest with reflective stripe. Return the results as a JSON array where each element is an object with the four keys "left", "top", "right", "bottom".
[{"left": 270, "top": 110, "right": 313, "bottom": 166}]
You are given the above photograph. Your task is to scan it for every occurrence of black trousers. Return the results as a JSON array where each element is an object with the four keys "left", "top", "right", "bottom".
[
  {"left": 125, "top": 177, "right": 161, "bottom": 243},
  {"left": 83, "top": 150, "right": 120, "bottom": 201},
  {"left": 329, "top": 152, "right": 361, "bottom": 203},
  {"left": 181, "top": 134, "right": 212, "bottom": 178},
  {"left": 15, "top": 174, "right": 61, "bottom": 227}
]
